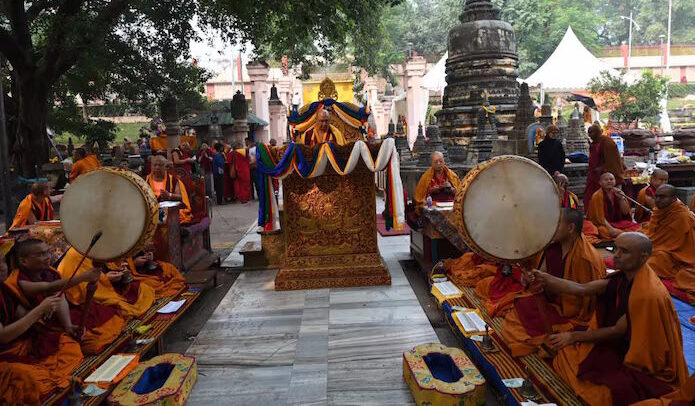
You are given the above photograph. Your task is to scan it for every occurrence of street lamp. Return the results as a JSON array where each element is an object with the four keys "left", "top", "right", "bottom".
[
  {"left": 620, "top": 12, "right": 641, "bottom": 71},
  {"left": 659, "top": 34, "right": 666, "bottom": 76}
]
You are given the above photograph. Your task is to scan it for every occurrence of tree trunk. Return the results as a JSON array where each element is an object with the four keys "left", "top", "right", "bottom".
[{"left": 13, "top": 73, "right": 49, "bottom": 178}]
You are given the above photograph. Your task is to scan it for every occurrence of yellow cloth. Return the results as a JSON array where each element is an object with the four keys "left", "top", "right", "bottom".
[
  {"left": 10, "top": 194, "right": 52, "bottom": 230},
  {"left": 296, "top": 124, "right": 346, "bottom": 146},
  {"left": 126, "top": 257, "right": 186, "bottom": 299},
  {"left": 414, "top": 167, "right": 461, "bottom": 207},
  {"left": 146, "top": 173, "right": 193, "bottom": 224},
  {"left": 57, "top": 248, "right": 155, "bottom": 319},
  {"left": 444, "top": 253, "right": 497, "bottom": 288}
]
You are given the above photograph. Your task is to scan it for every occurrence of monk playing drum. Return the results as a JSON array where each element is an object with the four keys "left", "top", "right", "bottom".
[
  {"left": 9, "top": 239, "right": 126, "bottom": 355},
  {"left": 415, "top": 151, "right": 461, "bottom": 208},
  {"left": 296, "top": 108, "right": 346, "bottom": 147},
  {"left": 146, "top": 155, "right": 193, "bottom": 224},
  {"left": 58, "top": 247, "right": 155, "bottom": 321},
  {"left": 634, "top": 169, "right": 669, "bottom": 223},
  {"left": 644, "top": 184, "right": 695, "bottom": 304},
  {"left": 69, "top": 147, "right": 101, "bottom": 183},
  {"left": 501, "top": 209, "right": 606, "bottom": 357},
  {"left": 531, "top": 233, "right": 688, "bottom": 406},
  {"left": 0, "top": 249, "right": 83, "bottom": 404},
  {"left": 125, "top": 250, "right": 186, "bottom": 299},
  {"left": 587, "top": 172, "right": 639, "bottom": 240},
  {"left": 583, "top": 124, "right": 624, "bottom": 210},
  {"left": 10, "top": 182, "right": 57, "bottom": 230}
]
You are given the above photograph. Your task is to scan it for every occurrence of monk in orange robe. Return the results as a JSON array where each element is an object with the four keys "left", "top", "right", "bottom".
[
  {"left": 146, "top": 155, "right": 193, "bottom": 224},
  {"left": 126, "top": 251, "right": 186, "bottom": 299},
  {"left": 10, "top": 182, "right": 56, "bottom": 230},
  {"left": 633, "top": 373, "right": 695, "bottom": 405},
  {"left": 583, "top": 123, "right": 624, "bottom": 210},
  {"left": 69, "top": 147, "right": 101, "bottom": 183},
  {"left": 0, "top": 249, "right": 83, "bottom": 404},
  {"left": 587, "top": 172, "right": 640, "bottom": 240},
  {"left": 474, "top": 263, "right": 524, "bottom": 318},
  {"left": 501, "top": 208, "right": 606, "bottom": 356},
  {"left": 635, "top": 169, "right": 669, "bottom": 223},
  {"left": 644, "top": 184, "right": 695, "bottom": 304},
  {"left": 414, "top": 151, "right": 461, "bottom": 208},
  {"left": 555, "top": 173, "right": 600, "bottom": 244},
  {"left": 58, "top": 248, "right": 155, "bottom": 320},
  {"left": 295, "top": 108, "right": 346, "bottom": 146},
  {"left": 531, "top": 233, "right": 688, "bottom": 406},
  {"left": 443, "top": 252, "right": 498, "bottom": 288},
  {"left": 9, "top": 239, "right": 125, "bottom": 355}
]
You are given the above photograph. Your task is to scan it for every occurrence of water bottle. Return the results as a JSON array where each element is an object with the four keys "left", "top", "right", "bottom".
[{"left": 426, "top": 195, "right": 433, "bottom": 208}]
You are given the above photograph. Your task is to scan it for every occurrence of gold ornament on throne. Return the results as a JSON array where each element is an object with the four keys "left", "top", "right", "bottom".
[{"left": 317, "top": 77, "right": 339, "bottom": 100}]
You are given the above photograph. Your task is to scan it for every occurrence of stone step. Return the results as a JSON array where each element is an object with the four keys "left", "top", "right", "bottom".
[{"left": 240, "top": 241, "right": 270, "bottom": 270}]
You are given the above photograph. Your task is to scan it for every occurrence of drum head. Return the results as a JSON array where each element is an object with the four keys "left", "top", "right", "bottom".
[
  {"left": 462, "top": 156, "right": 560, "bottom": 261},
  {"left": 60, "top": 169, "right": 149, "bottom": 261}
]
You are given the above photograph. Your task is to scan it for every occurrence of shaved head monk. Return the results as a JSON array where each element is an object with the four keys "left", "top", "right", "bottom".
[
  {"left": 126, "top": 250, "right": 186, "bottom": 299},
  {"left": 501, "top": 208, "right": 606, "bottom": 356},
  {"left": 0, "top": 249, "right": 83, "bottom": 404},
  {"left": 10, "top": 182, "right": 55, "bottom": 230},
  {"left": 296, "top": 108, "right": 346, "bottom": 146},
  {"left": 635, "top": 169, "right": 669, "bottom": 223},
  {"left": 587, "top": 172, "right": 639, "bottom": 240},
  {"left": 583, "top": 124, "right": 624, "bottom": 210},
  {"left": 69, "top": 147, "right": 101, "bottom": 183},
  {"left": 555, "top": 173, "right": 579, "bottom": 210},
  {"left": 531, "top": 232, "right": 688, "bottom": 405},
  {"left": 414, "top": 151, "right": 461, "bottom": 209},
  {"left": 645, "top": 184, "right": 695, "bottom": 304},
  {"left": 147, "top": 155, "right": 193, "bottom": 224},
  {"left": 8, "top": 239, "right": 125, "bottom": 355}
]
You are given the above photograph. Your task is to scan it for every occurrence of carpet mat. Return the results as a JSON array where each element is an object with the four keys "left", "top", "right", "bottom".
[{"left": 376, "top": 213, "right": 410, "bottom": 236}]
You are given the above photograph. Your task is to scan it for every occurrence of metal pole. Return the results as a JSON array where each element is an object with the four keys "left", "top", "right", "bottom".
[
  {"left": 0, "top": 55, "right": 13, "bottom": 230},
  {"left": 627, "top": 11, "right": 633, "bottom": 71},
  {"left": 660, "top": 36, "right": 665, "bottom": 76},
  {"left": 666, "top": 0, "right": 672, "bottom": 81}
]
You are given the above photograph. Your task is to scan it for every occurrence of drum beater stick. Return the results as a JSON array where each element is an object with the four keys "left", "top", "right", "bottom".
[{"left": 57, "top": 230, "right": 103, "bottom": 297}]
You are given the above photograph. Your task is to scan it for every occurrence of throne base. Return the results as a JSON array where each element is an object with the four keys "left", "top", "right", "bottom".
[{"left": 275, "top": 253, "right": 391, "bottom": 290}]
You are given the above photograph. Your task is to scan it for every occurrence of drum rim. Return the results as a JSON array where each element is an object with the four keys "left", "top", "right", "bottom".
[{"left": 457, "top": 155, "right": 561, "bottom": 263}]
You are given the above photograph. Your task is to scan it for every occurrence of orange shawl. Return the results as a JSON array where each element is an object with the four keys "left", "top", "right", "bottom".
[
  {"left": 645, "top": 201, "right": 695, "bottom": 271},
  {"left": 146, "top": 173, "right": 193, "bottom": 224},
  {"left": 69, "top": 155, "right": 101, "bottom": 183},
  {"left": 10, "top": 194, "right": 54, "bottom": 230},
  {"left": 414, "top": 167, "right": 461, "bottom": 207},
  {"left": 126, "top": 257, "right": 186, "bottom": 299},
  {"left": 444, "top": 252, "right": 497, "bottom": 287},
  {"left": 632, "top": 373, "right": 695, "bottom": 405},
  {"left": 57, "top": 248, "right": 155, "bottom": 319},
  {"left": 587, "top": 188, "right": 635, "bottom": 239},
  {"left": 598, "top": 135, "right": 624, "bottom": 184}
]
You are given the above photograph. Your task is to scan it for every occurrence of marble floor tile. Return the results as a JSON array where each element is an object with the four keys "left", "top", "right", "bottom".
[
  {"left": 287, "top": 363, "right": 328, "bottom": 405},
  {"left": 188, "top": 365, "right": 291, "bottom": 405}
]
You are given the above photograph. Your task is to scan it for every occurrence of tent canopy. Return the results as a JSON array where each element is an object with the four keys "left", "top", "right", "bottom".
[
  {"left": 525, "top": 26, "right": 620, "bottom": 92},
  {"left": 423, "top": 52, "right": 448, "bottom": 92}
]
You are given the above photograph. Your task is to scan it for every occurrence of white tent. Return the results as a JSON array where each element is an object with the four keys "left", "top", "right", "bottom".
[
  {"left": 525, "top": 26, "right": 620, "bottom": 91},
  {"left": 423, "top": 52, "right": 448, "bottom": 92}
]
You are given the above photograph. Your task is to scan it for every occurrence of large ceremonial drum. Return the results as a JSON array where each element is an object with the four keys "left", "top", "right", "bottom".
[
  {"left": 453, "top": 155, "right": 561, "bottom": 263},
  {"left": 60, "top": 168, "right": 159, "bottom": 261}
]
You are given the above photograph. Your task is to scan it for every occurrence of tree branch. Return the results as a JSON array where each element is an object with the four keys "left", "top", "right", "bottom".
[
  {"left": 26, "top": 0, "right": 58, "bottom": 22},
  {"left": 7, "top": 0, "right": 32, "bottom": 51},
  {"left": 0, "top": 27, "right": 28, "bottom": 71}
]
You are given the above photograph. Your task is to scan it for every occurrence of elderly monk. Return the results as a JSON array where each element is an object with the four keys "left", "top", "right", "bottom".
[
  {"left": 531, "top": 233, "right": 688, "bottom": 406},
  {"left": 69, "top": 147, "right": 101, "bottom": 183},
  {"left": 296, "top": 108, "right": 346, "bottom": 146},
  {"left": 10, "top": 182, "right": 56, "bottom": 229},
  {"left": 146, "top": 155, "right": 193, "bottom": 224},
  {"left": 501, "top": 209, "right": 606, "bottom": 356},
  {"left": 172, "top": 141, "right": 196, "bottom": 176},
  {"left": 58, "top": 248, "right": 155, "bottom": 320},
  {"left": 414, "top": 151, "right": 461, "bottom": 209},
  {"left": 0, "top": 250, "right": 83, "bottom": 405},
  {"left": 583, "top": 124, "right": 624, "bottom": 210},
  {"left": 644, "top": 184, "right": 695, "bottom": 303},
  {"left": 9, "top": 239, "right": 125, "bottom": 355},
  {"left": 635, "top": 169, "right": 669, "bottom": 223},
  {"left": 555, "top": 174, "right": 600, "bottom": 244},
  {"left": 587, "top": 172, "right": 640, "bottom": 240},
  {"left": 125, "top": 251, "right": 186, "bottom": 299}
]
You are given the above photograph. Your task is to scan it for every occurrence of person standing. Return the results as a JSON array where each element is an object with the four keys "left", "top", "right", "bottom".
[
  {"left": 246, "top": 138, "right": 258, "bottom": 200},
  {"left": 538, "top": 125, "right": 565, "bottom": 176},
  {"left": 212, "top": 143, "right": 226, "bottom": 205},
  {"left": 583, "top": 124, "right": 624, "bottom": 210},
  {"left": 198, "top": 143, "right": 215, "bottom": 200}
]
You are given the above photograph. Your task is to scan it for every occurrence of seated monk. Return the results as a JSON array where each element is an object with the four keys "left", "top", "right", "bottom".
[
  {"left": 0, "top": 249, "right": 83, "bottom": 404},
  {"left": 555, "top": 173, "right": 600, "bottom": 244},
  {"left": 126, "top": 251, "right": 186, "bottom": 299},
  {"left": 10, "top": 182, "right": 58, "bottom": 230},
  {"left": 644, "top": 184, "right": 695, "bottom": 303},
  {"left": 474, "top": 263, "right": 524, "bottom": 318},
  {"left": 8, "top": 239, "right": 125, "bottom": 355},
  {"left": 532, "top": 233, "right": 688, "bottom": 406},
  {"left": 57, "top": 248, "right": 155, "bottom": 321},
  {"left": 146, "top": 155, "right": 193, "bottom": 224},
  {"left": 635, "top": 169, "right": 669, "bottom": 223},
  {"left": 414, "top": 151, "right": 461, "bottom": 209},
  {"left": 295, "top": 108, "right": 346, "bottom": 146},
  {"left": 443, "top": 252, "right": 498, "bottom": 288},
  {"left": 69, "top": 147, "right": 101, "bottom": 183},
  {"left": 587, "top": 172, "right": 640, "bottom": 240},
  {"left": 501, "top": 208, "right": 606, "bottom": 357}
]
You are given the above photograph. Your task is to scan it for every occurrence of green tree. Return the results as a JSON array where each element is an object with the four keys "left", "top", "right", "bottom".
[{"left": 588, "top": 70, "right": 668, "bottom": 126}]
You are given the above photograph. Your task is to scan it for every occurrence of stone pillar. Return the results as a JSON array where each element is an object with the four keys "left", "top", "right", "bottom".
[
  {"left": 364, "top": 77, "right": 381, "bottom": 134},
  {"left": 277, "top": 76, "right": 292, "bottom": 110},
  {"left": 403, "top": 56, "right": 427, "bottom": 147},
  {"left": 268, "top": 85, "right": 287, "bottom": 143},
  {"left": 229, "top": 91, "right": 249, "bottom": 146},
  {"left": 247, "top": 61, "right": 270, "bottom": 142},
  {"left": 160, "top": 93, "right": 180, "bottom": 159},
  {"left": 378, "top": 95, "right": 395, "bottom": 137}
]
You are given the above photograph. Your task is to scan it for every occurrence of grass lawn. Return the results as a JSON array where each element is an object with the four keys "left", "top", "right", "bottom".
[{"left": 53, "top": 122, "right": 149, "bottom": 145}]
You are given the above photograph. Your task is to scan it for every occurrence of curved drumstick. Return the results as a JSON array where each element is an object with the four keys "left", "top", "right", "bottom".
[
  {"left": 613, "top": 188, "right": 652, "bottom": 214},
  {"left": 57, "top": 230, "right": 103, "bottom": 297}
]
